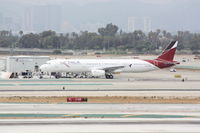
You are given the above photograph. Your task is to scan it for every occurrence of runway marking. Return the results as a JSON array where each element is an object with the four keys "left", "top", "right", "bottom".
[
  {"left": 0, "top": 83, "right": 112, "bottom": 86},
  {"left": 1, "top": 88, "right": 200, "bottom": 92},
  {"left": 0, "top": 84, "right": 16, "bottom": 86},
  {"left": 121, "top": 114, "right": 141, "bottom": 118},
  {"left": 63, "top": 114, "right": 80, "bottom": 117},
  {"left": 191, "top": 116, "right": 200, "bottom": 118},
  {"left": 19, "top": 83, "right": 112, "bottom": 86},
  {"left": 0, "top": 114, "right": 194, "bottom": 118},
  {"left": 126, "top": 114, "right": 192, "bottom": 118}
]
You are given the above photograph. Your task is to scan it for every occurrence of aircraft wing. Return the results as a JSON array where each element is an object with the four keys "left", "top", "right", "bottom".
[{"left": 100, "top": 66, "right": 125, "bottom": 73}]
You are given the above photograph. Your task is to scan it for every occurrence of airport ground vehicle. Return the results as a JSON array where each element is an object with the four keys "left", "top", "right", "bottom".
[{"left": 194, "top": 55, "right": 200, "bottom": 60}]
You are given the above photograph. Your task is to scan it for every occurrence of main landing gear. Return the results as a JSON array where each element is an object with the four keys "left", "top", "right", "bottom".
[{"left": 105, "top": 73, "right": 114, "bottom": 79}]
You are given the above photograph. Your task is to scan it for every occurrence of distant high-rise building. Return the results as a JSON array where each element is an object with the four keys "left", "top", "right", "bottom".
[
  {"left": 0, "top": 13, "right": 20, "bottom": 32},
  {"left": 4, "top": 17, "right": 13, "bottom": 30},
  {"left": 45, "top": 5, "right": 61, "bottom": 32},
  {"left": 0, "top": 13, "right": 3, "bottom": 24},
  {"left": 23, "top": 5, "right": 62, "bottom": 32},
  {"left": 143, "top": 17, "right": 152, "bottom": 32},
  {"left": 128, "top": 17, "right": 135, "bottom": 32},
  {"left": 22, "top": 9, "right": 33, "bottom": 32},
  {"left": 0, "top": 13, "right": 3, "bottom": 30}
]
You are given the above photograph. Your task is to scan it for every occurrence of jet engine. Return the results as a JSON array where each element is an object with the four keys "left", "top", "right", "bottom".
[{"left": 91, "top": 69, "right": 105, "bottom": 76}]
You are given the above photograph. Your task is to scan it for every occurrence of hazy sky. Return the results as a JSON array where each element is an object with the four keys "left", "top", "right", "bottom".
[{"left": 0, "top": 0, "right": 199, "bottom": 33}]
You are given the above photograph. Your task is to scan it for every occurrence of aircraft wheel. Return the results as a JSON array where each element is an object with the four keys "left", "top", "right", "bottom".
[
  {"left": 55, "top": 75, "right": 60, "bottom": 79},
  {"left": 105, "top": 75, "right": 109, "bottom": 79},
  {"left": 109, "top": 75, "right": 114, "bottom": 79},
  {"left": 105, "top": 74, "right": 114, "bottom": 79}
]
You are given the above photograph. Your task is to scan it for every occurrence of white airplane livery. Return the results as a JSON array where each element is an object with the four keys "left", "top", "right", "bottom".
[{"left": 40, "top": 41, "right": 179, "bottom": 79}]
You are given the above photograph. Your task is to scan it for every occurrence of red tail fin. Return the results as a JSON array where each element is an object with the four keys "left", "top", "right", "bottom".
[
  {"left": 145, "top": 41, "right": 179, "bottom": 69},
  {"left": 157, "top": 41, "right": 178, "bottom": 61}
]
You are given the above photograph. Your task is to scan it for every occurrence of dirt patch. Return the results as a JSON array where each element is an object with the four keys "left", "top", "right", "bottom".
[{"left": 1, "top": 96, "right": 200, "bottom": 104}]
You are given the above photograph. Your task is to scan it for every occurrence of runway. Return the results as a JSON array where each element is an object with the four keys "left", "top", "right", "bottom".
[
  {"left": 1, "top": 118, "right": 200, "bottom": 133},
  {"left": 0, "top": 70, "right": 199, "bottom": 132},
  {"left": 0, "top": 103, "right": 200, "bottom": 115},
  {"left": 2, "top": 119, "right": 200, "bottom": 125},
  {"left": 1, "top": 76, "right": 200, "bottom": 97},
  {"left": 1, "top": 88, "right": 200, "bottom": 91},
  {"left": 1, "top": 103, "right": 200, "bottom": 132}
]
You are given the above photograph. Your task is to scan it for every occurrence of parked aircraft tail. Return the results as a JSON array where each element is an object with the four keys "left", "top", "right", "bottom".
[
  {"left": 145, "top": 41, "right": 179, "bottom": 69},
  {"left": 157, "top": 41, "right": 178, "bottom": 62}
]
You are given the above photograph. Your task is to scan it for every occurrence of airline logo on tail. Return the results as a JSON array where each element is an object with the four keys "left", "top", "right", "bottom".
[
  {"left": 145, "top": 41, "right": 179, "bottom": 69},
  {"left": 157, "top": 41, "right": 178, "bottom": 61}
]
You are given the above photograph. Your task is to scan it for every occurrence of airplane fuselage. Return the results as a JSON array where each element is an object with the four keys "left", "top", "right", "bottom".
[{"left": 40, "top": 59, "right": 159, "bottom": 73}]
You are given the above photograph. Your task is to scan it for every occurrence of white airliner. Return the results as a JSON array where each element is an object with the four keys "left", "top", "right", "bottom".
[{"left": 40, "top": 41, "right": 179, "bottom": 79}]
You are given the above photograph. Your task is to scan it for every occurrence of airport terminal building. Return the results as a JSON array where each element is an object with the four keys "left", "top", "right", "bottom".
[{"left": 0, "top": 56, "right": 50, "bottom": 78}]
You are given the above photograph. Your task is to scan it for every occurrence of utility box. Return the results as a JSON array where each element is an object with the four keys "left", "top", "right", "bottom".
[{"left": 6, "top": 56, "right": 50, "bottom": 73}]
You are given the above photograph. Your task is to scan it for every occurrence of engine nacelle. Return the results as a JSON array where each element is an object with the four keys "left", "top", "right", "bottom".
[{"left": 91, "top": 69, "right": 105, "bottom": 76}]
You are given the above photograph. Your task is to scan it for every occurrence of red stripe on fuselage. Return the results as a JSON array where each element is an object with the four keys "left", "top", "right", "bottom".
[{"left": 145, "top": 59, "right": 175, "bottom": 69}]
